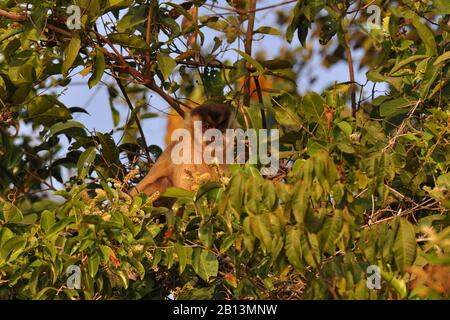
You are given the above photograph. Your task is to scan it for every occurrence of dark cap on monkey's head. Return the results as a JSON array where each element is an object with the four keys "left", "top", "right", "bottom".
[{"left": 191, "top": 101, "right": 232, "bottom": 131}]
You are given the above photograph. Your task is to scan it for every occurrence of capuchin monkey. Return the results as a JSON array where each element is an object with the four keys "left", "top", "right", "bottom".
[{"left": 129, "top": 102, "right": 235, "bottom": 199}]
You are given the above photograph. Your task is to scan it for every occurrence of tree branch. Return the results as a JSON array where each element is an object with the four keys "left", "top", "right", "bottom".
[
  {"left": 344, "top": 34, "right": 357, "bottom": 116},
  {"left": 2, "top": 8, "right": 186, "bottom": 119},
  {"left": 0, "top": 9, "right": 27, "bottom": 22},
  {"left": 244, "top": 0, "right": 257, "bottom": 107},
  {"left": 0, "top": 9, "right": 73, "bottom": 37}
]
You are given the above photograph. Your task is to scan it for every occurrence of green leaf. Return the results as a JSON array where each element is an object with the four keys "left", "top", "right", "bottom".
[
  {"left": 319, "top": 210, "right": 343, "bottom": 255},
  {"left": 286, "top": 1, "right": 302, "bottom": 43},
  {"left": 195, "top": 181, "right": 222, "bottom": 202},
  {"left": 437, "top": 173, "right": 450, "bottom": 189},
  {"left": 272, "top": 94, "right": 302, "bottom": 129},
  {"left": 379, "top": 97, "right": 412, "bottom": 119},
  {"left": 204, "top": 19, "right": 228, "bottom": 32},
  {"left": 419, "top": 60, "right": 440, "bottom": 99},
  {"left": 434, "top": 51, "right": 450, "bottom": 66},
  {"left": 62, "top": 35, "right": 81, "bottom": 76},
  {"left": 389, "top": 55, "right": 428, "bottom": 75},
  {"left": 117, "top": 9, "right": 148, "bottom": 33},
  {"left": 128, "top": 256, "right": 145, "bottom": 280},
  {"left": 88, "top": 47, "right": 106, "bottom": 88},
  {"left": 1, "top": 236, "right": 26, "bottom": 262},
  {"left": 116, "top": 270, "right": 129, "bottom": 289},
  {"left": 433, "top": 0, "right": 450, "bottom": 14},
  {"left": 96, "top": 132, "right": 119, "bottom": 164},
  {"left": 203, "top": 68, "right": 225, "bottom": 98},
  {"left": 254, "top": 26, "right": 281, "bottom": 35},
  {"left": 245, "top": 176, "right": 261, "bottom": 215},
  {"left": 261, "top": 59, "right": 293, "bottom": 70},
  {"left": 0, "top": 228, "right": 14, "bottom": 248},
  {"left": 2, "top": 202, "right": 23, "bottom": 223},
  {"left": 77, "top": 147, "right": 97, "bottom": 179},
  {"left": 40, "top": 210, "right": 55, "bottom": 233},
  {"left": 45, "top": 218, "right": 73, "bottom": 239},
  {"left": 297, "top": 18, "right": 309, "bottom": 47},
  {"left": 161, "top": 17, "right": 182, "bottom": 39},
  {"left": 35, "top": 287, "right": 57, "bottom": 300},
  {"left": 291, "top": 182, "right": 309, "bottom": 224},
  {"left": 393, "top": 218, "right": 417, "bottom": 272},
  {"left": 302, "top": 232, "right": 320, "bottom": 268},
  {"left": 157, "top": 53, "right": 177, "bottom": 80},
  {"left": 336, "top": 142, "right": 355, "bottom": 154},
  {"left": 232, "top": 49, "right": 265, "bottom": 74},
  {"left": 49, "top": 120, "right": 86, "bottom": 136},
  {"left": 27, "top": 95, "right": 54, "bottom": 116},
  {"left": 366, "top": 69, "right": 386, "bottom": 82},
  {"left": 108, "top": 33, "right": 149, "bottom": 49},
  {"left": 336, "top": 121, "right": 352, "bottom": 135},
  {"left": 220, "top": 234, "right": 236, "bottom": 253},
  {"left": 382, "top": 220, "right": 399, "bottom": 263},
  {"left": 306, "top": 0, "right": 326, "bottom": 18},
  {"left": 8, "top": 64, "right": 35, "bottom": 86},
  {"left": 175, "top": 244, "right": 192, "bottom": 274},
  {"left": 302, "top": 92, "right": 325, "bottom": 122},
  {"left": 380, "top": 266, "right": 407, "bottom": 299},
  {"left": 285, "top": 226, "right": 305, "bottom": 270},
  {"left": 261, "top": 180, "right": 276, "bottom": 212},
  {"left": 228, "top": 174, "right": 245, "bottom": 213},
  {"left": 249, "top": 214, "right": 273, "bottom": 253},
  {"left": 88, "top": 253, "right": 100, "bottom": 278},
  {"left": 161, "top": 187, "right": 195, "bottom": 199},
  {"left": 107, "top": 0, "right": 133, "bottom": 10},
  {"left": 411, "top": 17, "right": 437, "bottom": 56},
  {"left": 192, "top": 249, "right": 218, "bottom": 282},
  {"left": 198, "top": 222, "right": 213, "bottom": 248}
]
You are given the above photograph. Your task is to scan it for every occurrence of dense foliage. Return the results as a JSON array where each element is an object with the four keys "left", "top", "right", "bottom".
[{"left": 0, "top": 0, "right": 449, "bottom": 299}]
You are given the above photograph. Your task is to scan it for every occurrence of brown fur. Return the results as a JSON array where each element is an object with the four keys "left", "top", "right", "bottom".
[{"left": 129, "top": 102, "right": 234, "bottom": 198}]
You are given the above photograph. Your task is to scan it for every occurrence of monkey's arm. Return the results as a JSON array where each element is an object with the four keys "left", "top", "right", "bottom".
[
  {"left": 129, "top": 143, "right": 176, "bottom": 197},
  {"left": 130, "top": 176, "right": 171, "bottom": 197}
]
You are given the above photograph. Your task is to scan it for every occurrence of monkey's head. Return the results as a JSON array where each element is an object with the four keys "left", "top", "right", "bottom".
[{"left": 189, "top": 102, "right": 234, "bottom": 133}]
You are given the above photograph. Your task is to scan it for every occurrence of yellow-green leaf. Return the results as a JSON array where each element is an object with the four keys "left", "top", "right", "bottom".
[
  {"left": 62, "top": 35, "right": 81, "bottom": 76},
  {"left": 393, "top": 218, "right": 417, "bottom": 272}
]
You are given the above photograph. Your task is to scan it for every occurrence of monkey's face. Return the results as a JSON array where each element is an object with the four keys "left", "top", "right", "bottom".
[
  {"left": 190, "top": 102, "right": 233, "bottom": 133},
  {"left": 187, "top": 102, "right": 237, "bottom": 162}
]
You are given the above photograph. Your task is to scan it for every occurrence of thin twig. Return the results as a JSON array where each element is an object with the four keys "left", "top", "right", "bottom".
[
  {"left": 144, "top": 80, "right": 185, "bottom": 118},
  {"left": 145, "top": 0, "right": 156, "bottom": 75},
  {"left": 382, "top": 99, "right": 421, "bottom": 153},
  {"left": 362, "top": 198, "right": 439, "bottom": 229},
  {"left": 115, "top": 78, "right": 153, "bottom": 163},
  {"left": 253, "top": 76, "right": 267, "bottom": 129},
  {"left": 0, "top": 9, "right": 27, "bottom": 21}
]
